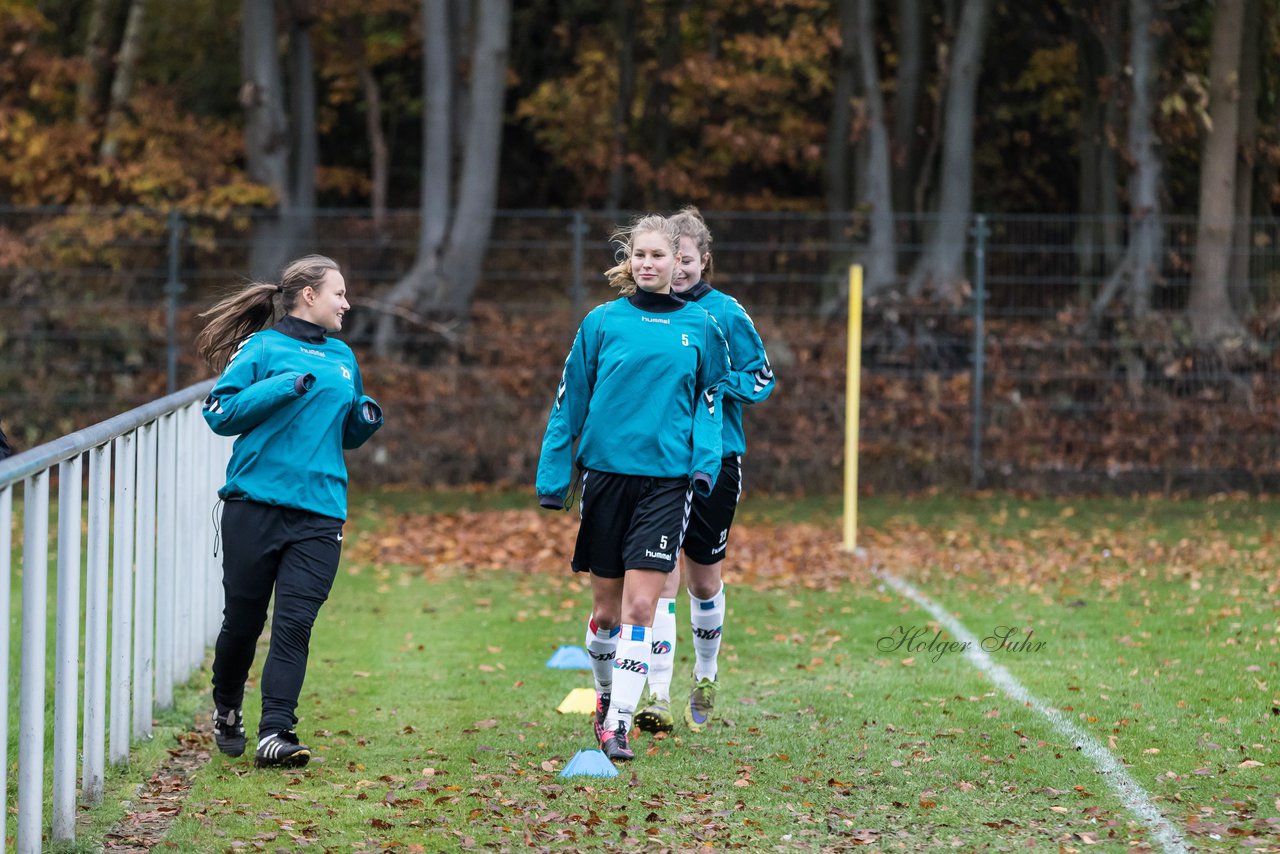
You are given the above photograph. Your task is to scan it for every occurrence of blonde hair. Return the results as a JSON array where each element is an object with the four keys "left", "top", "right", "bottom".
[
  {"left": 669, "top": 205, "right": 714, "bottom": 277},
  {"left": 604, "top": 214, "right": 680, "bottom": 295},
  {"left": 196, "top": 254, "right": 340, "bottom": 372}
]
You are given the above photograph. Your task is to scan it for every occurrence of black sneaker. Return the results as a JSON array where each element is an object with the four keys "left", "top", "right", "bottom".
[
  {"left": 212, "top": 706, "right": 246, "bottom": 757},
  {"left": 254, "top": 730, "right": 311, "bottom": 768},
  {"left": 593, "top": 691, "right": 610, "bottom": 742},
  {"left": 599, "top": 723, "right": 634, "bottom": 762}
]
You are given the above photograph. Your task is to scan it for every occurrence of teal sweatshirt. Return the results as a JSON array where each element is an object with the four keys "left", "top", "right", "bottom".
[
  {"left": 680, "top": 281, "right": 776, "bottom": 456},
  {"left": 203, "top": 316, "right": 383, "bottom": 521},
  {"left": 537, "top": 291, "right": 730, "bottom": 505}
]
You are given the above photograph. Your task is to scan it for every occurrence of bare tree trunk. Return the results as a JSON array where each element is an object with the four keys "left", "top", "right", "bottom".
[
  {"left": 433, "top": 0, "right": 511, "bottom": 316},
  {"left": 907, "top": 0, "right": 991, "bottom": 299},
  {"left": 1227, "top": 0, "right": 1259, "bottom": 316},
  {"left": 1126, "top": 0, "right": 1161, "bottom": 316},
  {"left": 371, "top": 0, "right": 509, "bottom": 355},
  {"left": 241, "top": 0, "right": 293, "bottom": 279},
  {"left": 1074, "top": 22, "right": 1102, "bottom": 299},
  {"left": 1098, "top": 0, "right": 1123, "bottom": 270},
  {"left": 450, "top": 0, "right": 473, "bottom": 161},
  {"left": 1092, "top": 0, "right": 1163, "bottom": 319},
  {"left": 913, "top": 0, "right": 959, "bottom": 220},
  {"left": 818, "top": 0, "right": 857, "bottom": 311},
  {"left": 891, "top": 0, "right": 923, "bottom": 219},
  {"left": 286, "top": 0, "right": 318, "bottom": 255},
  {"left": 98, "top": 0, "right": 148, "bottom": 161},
  {"left": 826, "top": 0, "right": 856, "bottom": 218},
  {"left": 373, "top": 0, "right": 453, "bottom": 356},
  {"left": 1189, "top": 0, "right": 1246, "bottom": 342},
  {"left": 342, "top": 19, "right": 389, "bottom": 233},
  {"left": 605, "top": 0, "right": 635, "bottom": 211},
  {"left": 420, "top": 0, "right": 454, "bottom": 264},
  {"left": 1072, "top": 4, "right": 1103, "bottom": 295},
  {"left": 76, "top": 0, "right": 115, "bottom": 127},
  {"left": 855, "top": 0, "right": 895, "bottom": 293},
  {"left": 646, "top": 0, "right": 682, "bottom": 209},
  {"left": 1071, "top": 1, "right": 1123, "bottom": 300}
]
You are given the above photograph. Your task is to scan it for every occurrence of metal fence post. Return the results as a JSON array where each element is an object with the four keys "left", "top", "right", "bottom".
[
  {"left": 0, "top": 485, "right": 10, "bottom": 831},
  {"left": 569, "top": 211, "right": 588, "bottom": 321},
  {"left": 82, "top": 443, "right": 111, "bottom": 804},
  {"left": 17, "top": 471, "right": 50, "bottom": 854},
  {"left": 183, "top": 406, "right": 197, "bottom": 675},
  {"left": 53, "top": 455, "right": 83, "bottom": 842},
  {"left": 109, "top": 434, "right": 135, "bottom": 765},
  {"left": 970, "top": 214, "right": 989, "bottom": 491},
  {"left": 166, "top": 210, "right": 185, "bottom": 394},
  {"left": 133, "top": 422, "right": 157, "bottom": 738},
  {"left": 155, "top": 413, "right": 176, "bottom": 708},
  {"left": 0, "top": 481, "right": 9, "bottom": 819}
]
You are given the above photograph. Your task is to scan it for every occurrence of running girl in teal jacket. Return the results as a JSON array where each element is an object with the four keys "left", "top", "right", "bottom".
[
  {"left": 633, "top": 207, "right": 776, "bottom": 738},
  {"left": 197, "top": 254, "right": 383, "bottom": 769},
  {"left": 537, "top": 214, "right": 729, "bottom": 762}
]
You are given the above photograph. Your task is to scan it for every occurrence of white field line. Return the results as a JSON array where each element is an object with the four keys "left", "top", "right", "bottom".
[{"left": 876, "top": 568, "right": 1192, "bottom": 854}]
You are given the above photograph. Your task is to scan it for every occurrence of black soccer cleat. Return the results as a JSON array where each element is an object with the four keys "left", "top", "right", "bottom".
[
  {"left": 212, "top": 706, "right": 246, "bottom": 757},
  {"left": 599, "top": 723, "right": 634, "bottom": 762},
  {"left": 254, "top": 730, "right": 311, "bottom": 768},
  {"left": 634, "top": 696, "right": 675, "bottom": 734},
  {"left": 593, "top": 691, "right": 611, "bottom": 742}
]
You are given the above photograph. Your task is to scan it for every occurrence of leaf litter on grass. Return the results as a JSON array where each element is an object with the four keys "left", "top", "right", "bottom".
[
  {"left": 346, "top": 508, "right": 867, "bottom": 592},
  {"left": 347, "top": 500, "right": 1280, "bottom": 597},
  {"left": 100, "top": 730, "right": 212, "bottom": 852},
  {"left": 146, "top": 498, "right": 1280, "bottom": 852},
  {"left": 342, "top": 502, "right": 1280, "bottom": 851}
]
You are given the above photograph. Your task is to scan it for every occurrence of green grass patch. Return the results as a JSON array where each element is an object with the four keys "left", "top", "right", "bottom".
[
  {"left": 7, "top": 489, "right": 1271, "bottom": 850},
  {"left": 165, "top": 567, "right": 1161, "bottom": 851},
  {"left": 870, "top": 493, "right": 1280, "bottom": 849}
]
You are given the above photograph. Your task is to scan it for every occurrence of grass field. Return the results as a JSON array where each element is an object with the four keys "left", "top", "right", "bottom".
[{"left": 13, "top": 489, "right": 1280, "bottom": 852}]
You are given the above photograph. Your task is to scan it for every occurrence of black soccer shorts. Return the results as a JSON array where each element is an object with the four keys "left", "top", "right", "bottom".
[
  {"left": 571, "top": 470, "right": 693, "bottom": 578},
  {"left": 682, "top": 455, "right": 742, "bottom": 565}
]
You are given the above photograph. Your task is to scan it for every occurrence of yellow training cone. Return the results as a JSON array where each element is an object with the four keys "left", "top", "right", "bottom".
[{"left": 556, "top": 688, "right": 597, "bottom": 715}]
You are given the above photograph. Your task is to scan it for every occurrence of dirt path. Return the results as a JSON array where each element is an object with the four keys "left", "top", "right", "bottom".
[{"left": 100, "top": 725, "right": 211, "bottom": 852}]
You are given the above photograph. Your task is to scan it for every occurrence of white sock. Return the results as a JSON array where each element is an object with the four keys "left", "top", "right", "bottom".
[
  {"left": 585, "top": 617, "right": 619, "bottom": 694},
  {"left": 646, "top": 598, "right": 677, "bottom": 702},
  {"left": 689, "top": 585, "right": 725, "bottom": 682},
  {"left": 604, "top": 624, "right": 651, "bottom": 732}
]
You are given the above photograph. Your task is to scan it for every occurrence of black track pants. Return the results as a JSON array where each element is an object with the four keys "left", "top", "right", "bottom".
[{"left": 211, "top": 499, "right": 343, "bottom": 737}]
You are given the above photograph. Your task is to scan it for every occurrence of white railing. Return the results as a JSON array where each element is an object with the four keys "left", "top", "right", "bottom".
[{"left": 0, "top": 380, "right": 229, "bottom": 852}]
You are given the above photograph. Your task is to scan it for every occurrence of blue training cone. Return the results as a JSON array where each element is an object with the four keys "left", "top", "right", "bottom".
[
  {"left": 559, "top": 749, "right": 618, "bottom": 778},
  {"left": 545, "top": 645, "right": 592, "bottom": 670}
]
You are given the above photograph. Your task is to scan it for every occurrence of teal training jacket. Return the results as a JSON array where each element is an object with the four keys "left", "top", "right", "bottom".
[
  {"left": 537, "top": 291, "right": 730, "bottom": 506},
  {"left": 203, "top": 316, "right": 383, "bottom": 521},
  {"left": 680, "top": 281, "right": 776, "bottom": 456}
]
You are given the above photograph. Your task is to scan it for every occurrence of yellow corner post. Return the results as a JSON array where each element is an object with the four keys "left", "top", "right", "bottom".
[{"left": 843, "top": 265, "right": 863, "bottom": 553}]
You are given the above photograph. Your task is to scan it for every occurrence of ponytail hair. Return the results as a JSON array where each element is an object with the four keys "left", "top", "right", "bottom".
[
  {"left": 669, "top": 205, "right": 714, "bottom": 277},
  {"left": 196, "top": 254, "right": 340, "bottom": 372},
  {"left": 603, "top": 214, "right": 680, "bottom": 295}
]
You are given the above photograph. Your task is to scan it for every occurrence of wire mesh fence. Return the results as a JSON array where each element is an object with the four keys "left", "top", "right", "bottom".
[{"left": 3, "top": 206, "right": 1278, "bottom": 494}]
